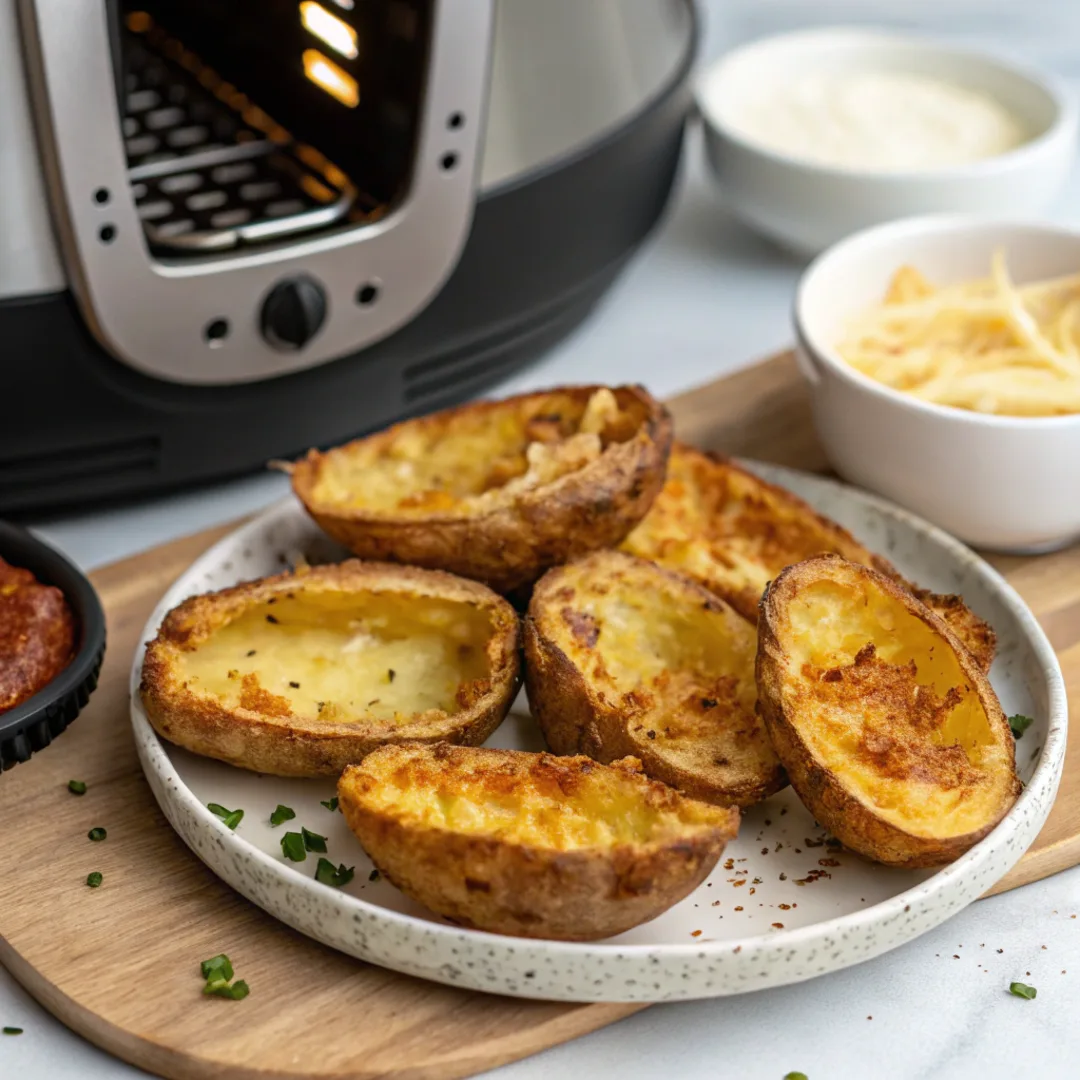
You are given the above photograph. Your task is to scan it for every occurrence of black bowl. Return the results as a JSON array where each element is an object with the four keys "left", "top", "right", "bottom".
[{"left": 0, "top": 521, "right": 106, "bottom": 772}]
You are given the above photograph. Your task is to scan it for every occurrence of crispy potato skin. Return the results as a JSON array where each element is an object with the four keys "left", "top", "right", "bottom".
[
  {"left": 622, "top": 443, "right": 996, "bottom": 671},
  {"left": 0, "top": 557, "right": 75, "bottom": 713},
  {"left": 291, "top": 385, "right": 673, "bottom": 595},
  {"left": 756, "top": 555, "right": 1020, "bottom": 869},
  {"left": 140, "top": 561, "right": 521, "bottom": 777},
  {"left": 525, "top": 551, "right": 785, "bottom": 807},
  {"left": 338, "top": 744, "right": 738, "bottom": 941}
]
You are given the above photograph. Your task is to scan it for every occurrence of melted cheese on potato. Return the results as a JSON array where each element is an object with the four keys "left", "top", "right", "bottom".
[
  {"left": 622, "top": 444, "right": 876, "bottom": 620},
  {"left": 778, "top": 576, "right": 1013, "bottom": 838},
  {"left": 349, "top": 745, "right": 725, "bottom": 851},
  {"left": 308, "top": 388, "right": 635, "bottom": 516},
  {"left": 178, "top": 592, "right": 492, "bottom": 723}
]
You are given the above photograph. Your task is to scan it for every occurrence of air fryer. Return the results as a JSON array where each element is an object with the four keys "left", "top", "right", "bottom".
[{"left": 2, "top": 0, "right": 698, "bottom": 512}]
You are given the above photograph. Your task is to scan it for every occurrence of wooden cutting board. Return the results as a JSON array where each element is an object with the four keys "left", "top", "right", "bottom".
[{"left": 1, "top": 351, "right": 1078, "bottom": 1080}]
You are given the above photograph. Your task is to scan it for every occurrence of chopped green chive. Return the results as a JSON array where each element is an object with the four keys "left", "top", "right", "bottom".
[
  {"left": 1008, "top": 714, "right": 1035, "bottom": 739},
  {"left": 320, "top": 796, "right": 339, "bottom": 813},
  {"left": 68, "top": 780, "right": 87, "bottom": 795},
  {"left": 269, "top": 804, "right": 296, "bottom": 827},
  {"left": 207, "top": 803, "right": 244, "bottom": 830},
  {"left": 86, "top": 872, "right": 103, "bottom": 888},
  {"left": 281, "top": 831, "right": 306, "bottom": 862},
  {"left": 205, "top": 979, "right": 250, "bottom": 1000},
  {"left": 87, "top": 827, "right": 106, "bottom": 842},
  {"left": 301, "top": 827, "right": 327, "bottom": 853},
  {"left": 368, "top": 868, "right": 380, "bottom": 883},
  {"left": 315, "top": 858, "right": 355, "bottom": 888},
  {"left": 1010, "top": 981, "right": 1037, "bottom": 999},
  {"left": 2, "top": 1027, "right": 23, "bottom": 1036},
  {"left": 784, "top": 1074, "right": 808, "bottom": 1080},
  {"left": 200, "top": 954, "right": 234, "bottom": 982},
  {"left": 198, "top": 953, "right": 248, "bottom": 1000}
]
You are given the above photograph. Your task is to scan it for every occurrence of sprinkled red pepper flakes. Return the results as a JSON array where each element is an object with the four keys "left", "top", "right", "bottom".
[
  {"left": 734, "top": 906, "right": 744, "bottom": 912},
  {"left": 778, "top": 903, "right": 792, "bottom": 911},
  {"left": 818, "top": 858, "right": 841, "bottom": 868},
  {"left": 691, "top": 930, "right": 702, "bottom": 937},
  {"left": 772, "top": 922, "right": 784, "bottom": 929}
]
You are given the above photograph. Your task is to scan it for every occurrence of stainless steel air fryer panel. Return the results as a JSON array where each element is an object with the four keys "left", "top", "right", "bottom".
[{"left": 18, "top": 0, "right": 493, "bottom": 386}]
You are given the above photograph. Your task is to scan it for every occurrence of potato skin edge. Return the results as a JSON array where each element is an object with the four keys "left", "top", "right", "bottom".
[
  {"left": 524, "top": 553, "right": 786, "bottom": 808},
  {"left": 139, "top": 560, "right": 522, "bottom": 777},
  {"left": 338, "top": 748, "right": 738, "bottom": 941},
  {"left": 291, "top": 385, "right": 674, "bottom": 595},
  {"left": 756, "top": 555, "right": 1020, "bottom": 869}
]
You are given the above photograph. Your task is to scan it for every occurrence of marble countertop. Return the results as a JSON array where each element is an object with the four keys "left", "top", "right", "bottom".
[{"left": 7, "top": 2, "right": 1080, "bottom": 1077}]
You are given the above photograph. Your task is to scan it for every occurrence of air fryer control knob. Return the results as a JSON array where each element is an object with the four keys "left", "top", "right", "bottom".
[{"left": 260, "top": 276, "right": 327, "bottom": 350}]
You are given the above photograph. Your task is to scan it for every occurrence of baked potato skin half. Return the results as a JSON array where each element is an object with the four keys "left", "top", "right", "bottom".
[
  {"left": 291, "top": 385, "right": 673, "bottom": 595},
  {"left": 140, "top": 561, "right": 520, "bottom": 777},
  {"left": 621, "top": 442, "right": 996, "bottom": 671},
  {"left": 756, "top": 555, "right": 1020, "bottom": 869},
  {"left": 338, "top": 744, "right": 738, "bottom": 941},
  {"left": 525, "top": 551, "right": 784, "bottom": 807}
]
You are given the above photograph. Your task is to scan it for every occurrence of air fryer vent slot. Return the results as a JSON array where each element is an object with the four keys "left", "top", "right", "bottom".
[
  {"left": 402, "top": 301, "right": 582, "bottom": 406},
  {"left": 0, "top": 436, "right": 161, "bottom": 509}
]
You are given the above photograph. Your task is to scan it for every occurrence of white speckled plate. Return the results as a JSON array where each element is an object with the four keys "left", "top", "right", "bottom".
[{"left": 130, "top": 463, "right": 1066, "bottom": 1003}]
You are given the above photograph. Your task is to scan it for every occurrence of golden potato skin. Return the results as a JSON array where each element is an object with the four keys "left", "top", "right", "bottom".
[
  {"left": 525, "top": 551, "right": 784, "bottom": 807},
  {"left": 291, "top": 385, "right": 673, "bottom": 595},
  {"left": 339, "top": 744, "right": 738, "bottom": 941},
  {"left": 140, "top": 561, "right": 521, "bottom": 777},
  {"left": 756, "top": 555, "right": 1020, "bottom": 869},
  {"left": 622, "top": 442, "right": 995, "bottom": 671}
]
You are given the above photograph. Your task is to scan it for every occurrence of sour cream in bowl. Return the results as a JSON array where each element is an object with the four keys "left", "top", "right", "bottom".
[{"left": 697, "top": 28, "right": 1077, "bottom": 256}]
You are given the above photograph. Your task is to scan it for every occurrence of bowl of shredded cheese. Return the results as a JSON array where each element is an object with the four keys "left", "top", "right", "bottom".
[
  {"left": 698, "top": 29, "right": 1077, "bottom": 256},
  {"left": 795, "top": 215, "right": 1080, "bottom": 552}
]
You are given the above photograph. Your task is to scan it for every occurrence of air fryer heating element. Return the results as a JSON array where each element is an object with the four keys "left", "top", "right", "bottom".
[{"left": 122, "top": 18, "right": 360, "bottom": 253}]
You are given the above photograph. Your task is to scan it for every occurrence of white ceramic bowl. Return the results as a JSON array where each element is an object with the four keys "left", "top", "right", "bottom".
[
  {"left": 795, "top": 215, "right": 1080, "bottom": 553},
  {"left": 697, "top": 28, "right": 1078, "bottom": 256}
]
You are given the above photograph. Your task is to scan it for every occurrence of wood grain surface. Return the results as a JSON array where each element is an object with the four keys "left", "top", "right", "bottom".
[{"left": 0, "top": 352, "right": 1075, "bottom": 1079}]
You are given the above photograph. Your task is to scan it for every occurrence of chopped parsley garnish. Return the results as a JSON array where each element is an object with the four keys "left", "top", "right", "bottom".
[
  {"left": 281, "top": 831, "right": 306, "bottom": 862},
  {"left": 246, "top": 649, "right": 256, "bottom": 656},
  {"left": 368, "top": 868, "right": 380, "bottom": 882},
  {"left": 200, "top": 954, "right": 234, "bottom": 981},
  {"left": 207, "top": 803, "right": 244, "bottom": 830},
  {"left": 68, "top": 780, "right": 87, "bottom": 795},
  {"left": 1008, "top": 714, "right": 1035, "bottom": 739},
  {"left": 199, "top": 954, "right": 248, "bottom": 999},
  {"left": 2, "top": 1027, "right": 23, "bottom": 1036},
  {"left": 1010, "top": 981, "right": 1037, "bottom": 999},
  {"left": 205, "top": 979, "right": 250, "bottom": 1000},
  {"left": 288, "top": 681, "right": 300, "bottom": 689},
  {"left": 301, "top": 827, "right": 327, "bottom": 853},
  {"left": 387, "top": 669, "right": 396, "bottom": 683},
  {"left": 87, "top": 827, "right": 107, "bottom": 842},
  {"left": 86, "top": 872, "right": 103, "bottom": 888},
  {"left": 315, "top": 859, "right": 355, "bottom": 888},
  {"left": 320, "top": 797, "right": 339, "bottom": 812},
  {"left": 266, "top": 614, "right": 279, "bottom": 624},
  {"left": 784, "top": 1074, "right": 808, "bottom": 1080},
  {"left": 269, "top": 804, "right": 296, "bottom": 827}
]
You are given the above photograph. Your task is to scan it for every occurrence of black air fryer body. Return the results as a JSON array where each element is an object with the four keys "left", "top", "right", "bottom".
[{"left": 2, "top": 0, "right": 696, "bottom": 513}]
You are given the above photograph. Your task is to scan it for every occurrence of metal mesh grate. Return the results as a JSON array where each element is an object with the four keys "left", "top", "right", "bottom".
[{"left": 122, "top": 30, "right": 356, "bottom": 253}]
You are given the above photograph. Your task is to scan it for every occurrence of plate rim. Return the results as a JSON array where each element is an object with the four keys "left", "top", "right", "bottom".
[{"left": 128, "top": 463, "right": 1068, "bottom": 992}]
